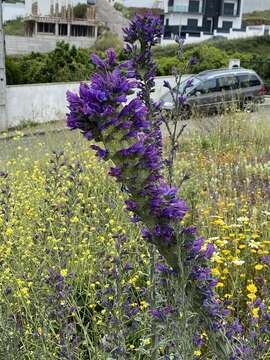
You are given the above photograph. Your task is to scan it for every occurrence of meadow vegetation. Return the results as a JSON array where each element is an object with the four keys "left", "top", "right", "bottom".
[{"left": 0, "top": 111, "right": 269, "bottom": 358}]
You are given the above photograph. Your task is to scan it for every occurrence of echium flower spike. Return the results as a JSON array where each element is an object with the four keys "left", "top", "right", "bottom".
[
  {"left": 67, "top": 16, "right": 241, "bottom": 359},
  {"left": 123, "top": 14, "right": 163, "bottom": 119}
]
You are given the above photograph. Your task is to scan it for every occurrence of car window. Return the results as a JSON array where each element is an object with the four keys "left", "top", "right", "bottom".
[
  {"left": 249, "top": 75, "right": 261, "bottom": 87},
  {"left": 218, "top": 76, "right": 238, "bottom": 91},
  {"left": 196, "top": 78, "right": 218, "bottom": 94},
  {"left": 238, "top": 74, "right": 250, "bottom": 88},
  {"left": 238, "top": 74, "right": 261, "bottom": 88},
  {"left": 178, "top": 77, "right": 202, "bottom": 95}
]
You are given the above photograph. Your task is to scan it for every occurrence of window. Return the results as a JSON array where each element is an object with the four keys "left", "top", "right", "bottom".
[
  {"left": 59, "top": 24, "right": 67, "bottom": 36},
  {"left": 189, "top": 0, "right": 200, "bottom": 13},
  {"left": 238, "top": 74, "right": 261, "bottom": 88},
  {"left": 223, "top": 2, "right": 235, "bottom": 16},
  {"left": 71, "top": 25, "right": 95, "bottom": 37},
  {"left": 218, "top": 76, "right": 238, "bottom": 91},
  {"left": 187, "top": 18, "right": 198, "bottom": 29},
  {"left": 178, "top": 77, "right": 202, "bottom": 95},
  {"left": 166, "top": 18, "right": 169, "bottom": 26},
  {"left": 222, "top": 21, "right": 233, "bottom": 31},
  {"left": 196, "top": 78, "right": 218, "bottom": 94},
  {"left": 37, "top": 22, "right": 55, "bottom": 34},
  {"left": 249, "top": 75, "right": 261, "bottom": 87}
]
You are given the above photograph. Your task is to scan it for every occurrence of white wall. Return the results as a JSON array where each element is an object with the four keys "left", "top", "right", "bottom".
[
  {"left": 165, "top": 13, "right": 203, "bottom": 27},
  {"left": 5, "top": 76, "right": 179, "bottom": 129},
  {"left": 218, "top": 15, "right": 242, "bottom": 29},
  {"left": 5, "top": 35, "right": 96, "bottom": 55},
  {"left": 161, "top": 25, "right": 268, "bottom": 46}
]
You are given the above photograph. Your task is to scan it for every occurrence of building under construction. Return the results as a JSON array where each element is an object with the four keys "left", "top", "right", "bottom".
[{"left": 24, "top": 0, "right": 98, "bottom": 39}]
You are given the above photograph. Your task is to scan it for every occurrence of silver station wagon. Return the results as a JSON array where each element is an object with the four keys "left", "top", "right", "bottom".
[{"left": 161, "top": 68, "right": 266, "bottom": 117}]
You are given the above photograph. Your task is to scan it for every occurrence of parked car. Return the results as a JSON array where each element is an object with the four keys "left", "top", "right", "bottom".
[{"left": 160, "top": 68, "right": 266, "bottom": 117}]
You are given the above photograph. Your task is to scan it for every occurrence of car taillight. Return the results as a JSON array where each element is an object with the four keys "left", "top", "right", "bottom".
[{"left": 259, "top": 85, "right": 267, "bottom": 95}]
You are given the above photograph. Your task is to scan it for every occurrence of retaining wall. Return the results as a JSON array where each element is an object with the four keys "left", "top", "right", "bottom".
[
  {"left": 5, "top": 76, "right": 180, "bottom": 129},
  {"left": 5, "top": 35, "right": 96, "bottom": 55}
]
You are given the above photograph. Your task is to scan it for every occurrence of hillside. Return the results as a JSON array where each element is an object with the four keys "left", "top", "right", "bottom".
[{"left": 244, "top": 10, "right": 270, "bottom": 25}]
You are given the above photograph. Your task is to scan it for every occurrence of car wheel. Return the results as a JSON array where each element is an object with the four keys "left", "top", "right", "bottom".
[{"left": 241, "top": 98, "right": 256, "bottom": 113}]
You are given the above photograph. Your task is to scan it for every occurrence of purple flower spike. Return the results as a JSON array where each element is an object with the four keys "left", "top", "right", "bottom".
[{"left": 91, "top": 53, "right": 106, "bottom": 68}]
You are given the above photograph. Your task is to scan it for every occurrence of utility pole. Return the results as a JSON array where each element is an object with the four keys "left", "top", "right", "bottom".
[{"left": 0, "top": 0, "right": 8, "bottom": 131}]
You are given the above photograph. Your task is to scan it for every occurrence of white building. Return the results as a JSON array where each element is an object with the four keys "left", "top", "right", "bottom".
[{"left": 164, "top": 0, "right": 243, "bottom": 40}]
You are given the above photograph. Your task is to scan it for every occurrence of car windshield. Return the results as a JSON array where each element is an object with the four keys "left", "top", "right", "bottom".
[{"left": 177, "top": 77, "right": 202, "bottom": 95}]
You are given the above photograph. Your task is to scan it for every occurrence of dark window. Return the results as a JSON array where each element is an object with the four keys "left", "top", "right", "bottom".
[
  {"left": 189, "top": 0, "right": 200, "bottom": 13},
  {"left": 218, "top": 76, "right": 238, "bottom": 91},
  {"left": 71, "top": 25, "right": 95, "bottom": 37},
  {"left": 222, "top": 21, "right": 233, "bottom": 30},
  {"left": 59, "top": 24, "right": 67, "bottom": 36},
  {"left": 196, "top": 78, "right": 218, "bottom": 94},
  {"left": 249, "top": 75, "right": 261, "bottom": 87},
  {"left": 187, "top": 18, "right": 198, "bottom": 29},
  {"left": 238, "top": 74, "right": 261, "bottom": 88},
  {"left": 223, "top": 3, "right": 235, "bottom": 16},
  {"left": 37, "top": 22, "right": 55, "bottom": 34},
  {"left": 166, "top": 18, "right": 169, "bottom": 26}
]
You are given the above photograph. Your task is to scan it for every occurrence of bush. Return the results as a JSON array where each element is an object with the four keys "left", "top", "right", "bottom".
[
  {"left": 6, "top": 42, "right": 94, "bottom": 85},
  {"left": 4, "top": 17, "right": 25, "bottom": 36},
  {"left": 5, "top": 57, "right": 22, "bottom": 85},
  {"left": 94, "top": 31, "right": 123, "bottom": 51},
  {"left": 156, "top": 56, "right": 180, "bottom": 76},
  {"left": 73, "top": 3, "right": 88, "bottom": 19}
]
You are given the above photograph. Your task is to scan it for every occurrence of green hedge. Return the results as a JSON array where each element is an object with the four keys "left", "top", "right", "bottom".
[{"left": 6, "top": 37, "right": 270, "bottom": 85}]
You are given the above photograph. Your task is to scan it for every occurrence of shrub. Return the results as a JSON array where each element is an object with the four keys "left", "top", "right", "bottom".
[
  {"left": 94, "top": 31, "right": 123, "bottom": 51},
  {"left": 73, "top": 3, "right": 88, "bottom": 19}
]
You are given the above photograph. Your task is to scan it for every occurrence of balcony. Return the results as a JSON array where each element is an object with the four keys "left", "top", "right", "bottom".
[
  {"left": 168, "top": 4, "right": 188, "bottom": 13},
  {"left": 168, "top": 1, "right": 202, "bottom": 14}
]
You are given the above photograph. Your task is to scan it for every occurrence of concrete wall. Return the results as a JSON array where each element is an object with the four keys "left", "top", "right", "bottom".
[
  {"left": 5, "top": 35, "right": 96, "bottom": 55},
  {"left": 5, "top": 76, "right": 179, "bottom": 129},
  {"left": 161, "top": 25, "right": 269, "bottom": 46}
]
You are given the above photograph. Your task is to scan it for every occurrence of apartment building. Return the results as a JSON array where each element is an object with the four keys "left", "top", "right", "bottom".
[{"left": 164, "top": 0, "right": 243, "bottom": 39}]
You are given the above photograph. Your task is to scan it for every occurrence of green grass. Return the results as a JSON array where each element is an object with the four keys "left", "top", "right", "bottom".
[
  {"left": 244, "top": 10, "right": 270, "bottom": 25},
  {"left": 4, "top": 17, "right": 25, "bottom": 36}
]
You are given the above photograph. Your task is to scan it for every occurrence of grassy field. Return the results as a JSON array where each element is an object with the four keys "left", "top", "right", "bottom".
[
  {"left": 4, "top": 17, "right": 25, "bottom": 36},
  {"left": 0, "top": 112, "right": 270, "bottom": 358}
]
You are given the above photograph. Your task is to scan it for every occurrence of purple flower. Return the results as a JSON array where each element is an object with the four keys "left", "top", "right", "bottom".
[
  {"left": 109, "top": 166, "right": 122, "bottom": 178},
  {"left": 178, "top": 95, "right": 187, "bottom": 104},
  {"left": 203, "top": 243, "right": 216, "bottom": 259},
  {"left": 90, "top": 145, "right": 109, "bottom": 160},
  {"left": 163, "top": 80, "right": 172, "bottom": 89},
  {"left": 91, "top": 53, "right": 106, "bottom": 68},
  {"left": 106, "top": 48, "right": 117, "bottom": 65},
  {"left": 155, "top": 263, "right": 173, "bottom": 274},
  {"left": 66, "top": 15, "right": 242, "bottom": 358},
  {"left": 125, "top": 200, "right": 137, "bottom": 211}
]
